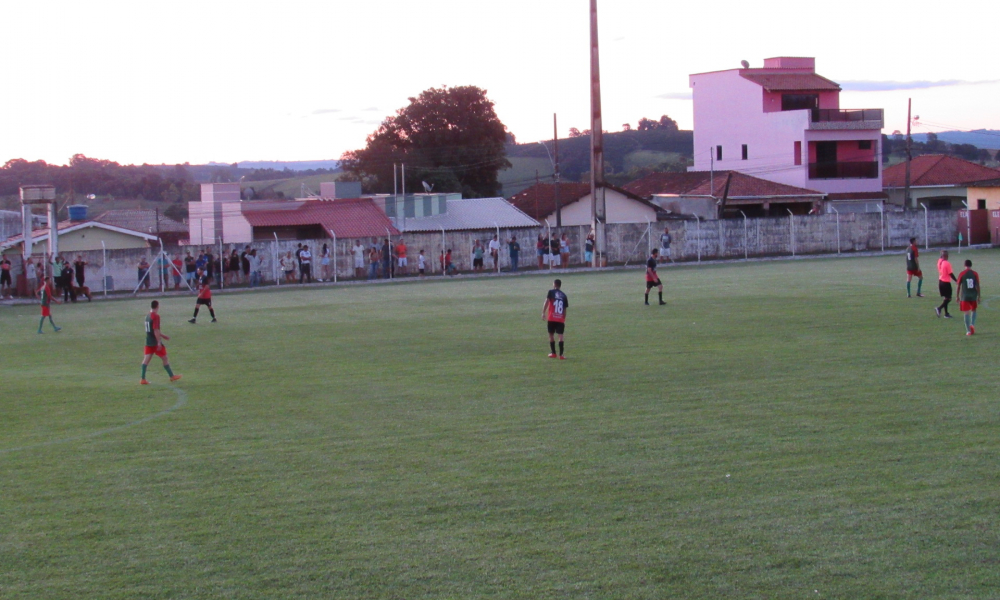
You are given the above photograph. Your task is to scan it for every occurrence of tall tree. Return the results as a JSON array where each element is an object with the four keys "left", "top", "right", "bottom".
[{"left": 341, "top": 85, "right": 511, "bottom": 197}]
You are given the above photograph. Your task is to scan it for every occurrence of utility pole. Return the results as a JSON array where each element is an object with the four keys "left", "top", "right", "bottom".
[
  {"left": 905, "top": 98, "right": 912, "bottom": 208},
  {"left": 589, "top": 0, "right": 606, "bottom": 267},
  {"left": 554, "top": 113, "right": 562, "bottom": 228}
]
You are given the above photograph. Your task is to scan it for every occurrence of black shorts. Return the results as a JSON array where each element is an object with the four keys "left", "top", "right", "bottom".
[
  {"left": 418, "top": 268, "right": 425, "bottom": 274},
  {"left": 939, "top": 281, "right": 952, "bottom": 299},
  {"left": 547, "top": 321, "right": 565, "bottom": 335},
  {"left": 196, "top": 298, "right": 212, "bottom": 306},
  {"left": 646, "top": 279, "right": 662, "bottom": 290},
  {"left": 473, "top": 258, "right": 483, "bottom": 267},
  {"left": 0, "top": 271, "right": 10, "bottom": 285}
]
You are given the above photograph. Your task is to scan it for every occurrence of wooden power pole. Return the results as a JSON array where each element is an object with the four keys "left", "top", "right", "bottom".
[{"left": 589, "top": 0, "right": 606, "bottom": 267}]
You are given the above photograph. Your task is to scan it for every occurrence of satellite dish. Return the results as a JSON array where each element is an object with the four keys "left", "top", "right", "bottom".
[
  {"left": 913, "top": 115, "right": 920, "bottom": 121},
  {"left": 740, "top": 60, "right": 750, "bottom": 69},
  {"left": 421, "top": 181, "right": 434, "bottom": 193}
]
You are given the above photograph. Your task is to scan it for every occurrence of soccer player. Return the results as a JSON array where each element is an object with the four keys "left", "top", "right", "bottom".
[
  {"left": 542, "top": 278, "right": 568, "bottom": 359},
  {"left": 905, "top": 237, "right": 924, "bottom": 298},
  {"left": 957, "top": 259, "right": 980, "bottom": 336},
  {"left": 37, "top": 278, "right": 61, "bottom": 333},
  {"left": 142, "top": 300, "right": 181, "bottom": 384},
  {"left": 188, "top": 269, "right": 217, "bottom": 324},
  {"left": 935, "top": 250, "right": 957, "bottom": 318},
  {"left": 645, "top": 249, "right": 666, "bottom": 305}
]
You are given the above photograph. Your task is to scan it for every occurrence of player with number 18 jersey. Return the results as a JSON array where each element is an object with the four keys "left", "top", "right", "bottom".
[{"left": 543, "top": 279, "right": 568, "bottom": 359}]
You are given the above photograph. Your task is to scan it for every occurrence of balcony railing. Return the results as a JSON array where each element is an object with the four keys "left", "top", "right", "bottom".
[
  {"left": 811, "top": 108, "right": 884, "bottom": 123},
  {"left": 808, "top": 161, "right": 879, "bottom": 180}
]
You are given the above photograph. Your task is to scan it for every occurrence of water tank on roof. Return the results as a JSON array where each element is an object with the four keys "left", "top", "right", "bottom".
[{"left": 68, "top": 205, "right": 88, "bottom": 221}]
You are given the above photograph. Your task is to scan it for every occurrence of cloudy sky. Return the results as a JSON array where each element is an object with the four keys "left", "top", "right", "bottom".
[{"left": 2, "top": 0, "right": 997, "bottom": 166}]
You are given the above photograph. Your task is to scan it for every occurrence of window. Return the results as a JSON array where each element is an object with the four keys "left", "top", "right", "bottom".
[
  {"left": 742, "top": 144, "right": 748, "bottom": 160},
  {"left": 423, "top": 197, "right": 432, "bottom": 216},
  {"left": 716, "top": 145, "right": 723, "bottom": 161},
  {"left": 385, "top": 197, "right": 397, "bottom": 217},
  {"left": 858, "top": 140, "right": 872, "bottom": 150},
  {"left": 781, "top": 94, "right": 818, "bottom": 111},
  {"left": 404, "top": 197, "right": 416, "bottom": 218},
  {"left": 794, "top": 141, "right": 802, "bottom": 166},
  {"left": 978, "top": 199, "right": 987, "bottom": 210}
]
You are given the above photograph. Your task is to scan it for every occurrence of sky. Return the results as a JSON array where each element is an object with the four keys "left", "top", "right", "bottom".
[{"left": 2, "top": 0, "right": 998, "bottom": 166}]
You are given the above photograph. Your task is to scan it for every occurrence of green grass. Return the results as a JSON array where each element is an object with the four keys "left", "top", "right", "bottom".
[
  {"left": 620, "top": 150, "right": 686, "bottom": 171},
  {"left": 244, "top": 172, "right": 346, "bottom": 199},
  {"left": 499, "top": 157, "right": 556, "bottom": 196},
  {"left": 3, "top": 251, "right": 1000, "bottom": 599}
]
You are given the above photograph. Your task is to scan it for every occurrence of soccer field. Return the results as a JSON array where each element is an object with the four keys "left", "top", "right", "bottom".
[{"left": 3, "top": 251, "right": 999, "bottom": 599}]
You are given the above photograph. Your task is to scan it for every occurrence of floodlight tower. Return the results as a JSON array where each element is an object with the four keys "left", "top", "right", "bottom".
[{"left": 20, "top": 185, "right": 57, "bottom": 277}]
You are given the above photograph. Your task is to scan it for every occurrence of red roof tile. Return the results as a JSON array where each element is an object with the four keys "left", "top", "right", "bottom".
[
  {"left": 507, "top": 183, "right": 593, "bottom": 220},
  {"left": 740, "top": 72, "right": 840, "bottom": 92},
  {"left": 625, "top": 171, "right": 823, "bottom": 199},
  {"left": 507, "top": 183, "right": 655, "bottom": 220},
  {"left": 882, "top": 155, "right": 1000, "bottom": 187},
  {"left": 242, "top": 198, "right": 399, "bottom": 238}
]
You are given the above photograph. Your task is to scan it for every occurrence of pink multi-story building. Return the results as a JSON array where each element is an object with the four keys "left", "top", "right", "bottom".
[{"left": 689, "top": 57, "right": 884, "bottom": 204}]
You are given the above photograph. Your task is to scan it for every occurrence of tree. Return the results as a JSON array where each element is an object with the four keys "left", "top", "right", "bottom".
[
  {"left": 657, "top": 115, "right": 679, "bottom": 132},
  {"left": 568, "top": 127, "right": 584, "bottom": 138},
  {"left": 621, "top": 123, "right": 631, "bottom": 131},
  {"left": 636, "top": 118, "right": 657, "bottom": 131},
  {"left": 341, "top": 85, "right": 511, "bottom": 197},
  {"left": 925, "top": 132, "right": 941, "bottom": 152}
]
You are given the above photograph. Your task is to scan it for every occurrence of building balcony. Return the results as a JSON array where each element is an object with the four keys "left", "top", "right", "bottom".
[
  {"left": 808, "top": 161, "right": 879, "bottom": 180},
  {"left": 809, "top": 108, "right": 883, "bottom": 131}
]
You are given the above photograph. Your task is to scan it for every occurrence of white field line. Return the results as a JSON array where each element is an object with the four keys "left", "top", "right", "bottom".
[{"left": 0, "top": 384, "right": 187, "bottom": 455}]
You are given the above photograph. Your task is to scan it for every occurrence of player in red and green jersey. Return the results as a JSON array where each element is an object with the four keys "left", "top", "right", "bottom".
[
  {"left": 142, "top": 300, "right": 181, "bottom": 384},
  {"left": 906, "top": 237, "right": 924, "bottom": 298},
  {"left": 957, "top": 259, "right": 980, "bottom": 336},
  {"left": 37, "top": 278, "right": 61, "bottom": 334},
  {"left": 542, "top": 279, "right": 568, "bottom": 359},
  {"left": 188, "top": 269, "right": 216, "bottom": 324}
]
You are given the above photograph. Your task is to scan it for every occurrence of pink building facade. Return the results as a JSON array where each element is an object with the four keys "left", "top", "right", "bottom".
[{"left": 689, "top": 57, "right": 884, "bottom": 197}]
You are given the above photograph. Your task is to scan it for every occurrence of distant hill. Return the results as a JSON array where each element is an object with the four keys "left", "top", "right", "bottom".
[
  {"left": 911, "top": 130, "right": 1000, "bottom": 150},
  {"left": 210, "top": 160, "right": 341, "bottom": 171}
]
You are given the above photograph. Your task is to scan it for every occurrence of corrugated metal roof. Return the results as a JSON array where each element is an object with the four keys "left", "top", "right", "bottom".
[
  {"left": 241, "top": 198, "right": 400, "bottom": 238},
  {"left": 399, "top": 197, "right": 539, "bottom": 232}
]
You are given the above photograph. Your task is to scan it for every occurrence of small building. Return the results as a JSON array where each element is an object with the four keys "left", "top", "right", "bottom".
[
  {"left": 507, "top": 183, "right": 660, "bottom": 226},
  {"left": 689, "top": 57, "right": 884, "bottom": 201},
  {"left": 1, "top": 220, "right": 159, "bottom": 256},
  {"left": 883, "top": 155, "right": 1000, "bottom": 209},
  {"left": 230, "top": 198, "right": 400, "bottom": 242},
  {"left": 624, "top": 171, "right": 825, "bottom": 219},
  {"left": 967, "top": 178, "right": 1000, "bottom": 211}
]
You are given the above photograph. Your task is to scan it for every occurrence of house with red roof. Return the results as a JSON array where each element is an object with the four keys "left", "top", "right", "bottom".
[
  {"left": 188, "top": 183, "right": 399, "bottom": 244},
  {"left": 623, "top": 171, "right": 825, "bottom": 219},
  {"left": 507, "top": 182, "right": 660, "bottom": 226},
  {"left": 690, "top": 57, "right": 885, "bottom": 203},
  {"left": 882, "top": 155, "right": 1000, "bottom": 209}
]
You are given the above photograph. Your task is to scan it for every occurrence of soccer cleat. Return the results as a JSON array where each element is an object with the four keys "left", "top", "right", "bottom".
[
  {"left": 970, "top": 326, "right": 975, "bottom": 335},
  {"left": 548, "top": 353, "right": 557, "bottom": 358},
  {"left": 935, "top": 307, "right": 941, "bottom": 317},
  {"left": 37, "top": 330, "right": 43, "bottom": 334},
  {"left": 944, "top": 314, "right": 953, "bottom": 319},
  {"left": 644, "top": 301, "right": 650, "bottom": 306},
  {"left": 140, "top": 379, "right": 149, "bottom": 385},
  {"left": 188, "top": 318, "right": 196, "bottom": 324},
  {"left": 558, "top": 355, "right": 566, "bottom": 360},
  {"left": 169, "top": 375, "right": 182, "bottom": 382},
  {"left": 211, "top": 318, "right": 217, "bottom": 323},
  {"left": 916, "top": 294, "right": 925, "bottom": 298},
  {"left": 907, "top": 294, "right": 911, "bottom": 298},
  {"left": 659, "top": 301, "right": 666, "bottom": 305},
  {"left": 54, "top": 327, "right": 61, "bottom": 332},
  {"left": 966, "top": 331, "right": 973, "bottom": 336}
]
